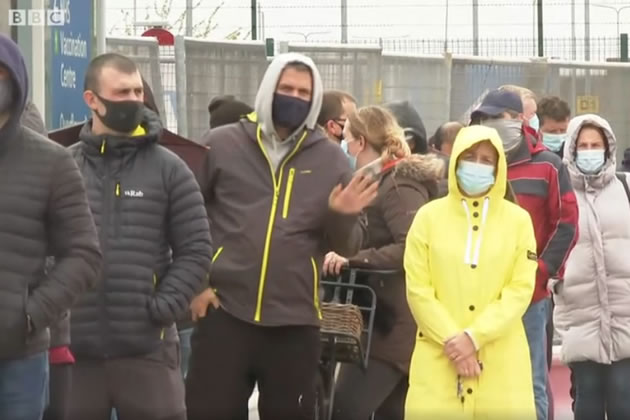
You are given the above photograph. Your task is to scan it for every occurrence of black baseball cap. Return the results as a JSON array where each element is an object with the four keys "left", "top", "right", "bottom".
[{"left": 471, "top": 89, "right": 523, "bottom": 120}]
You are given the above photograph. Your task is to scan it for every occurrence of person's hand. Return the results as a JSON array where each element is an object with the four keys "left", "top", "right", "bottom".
[
  {"left": 190, "top": 288, "right": 221, "bottom": 321},
  {"left": 445, "top": 332, "right": 476, "bottom": 363},
  {"left": 329, "top": 173, "right": 378, "bottom": 215},
  {"left": 323, "top": 252, "right": 349, "bottom": 276},
  {"left": 454, "top": 355, "right": 482, "bottom": 378}
]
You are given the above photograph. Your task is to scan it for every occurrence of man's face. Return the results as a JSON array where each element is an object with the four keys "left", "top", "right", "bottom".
[
  {"left": 441, "top": 142, "right": 454, "bottom": 157},
  {"left": 275, "top": 67, "right": 312, "bottom": 102},
  {"left": 0, "top": 65, "right": 9, "bottom": 80},
  {"left": 540, "top": 117, "right": 569, "bottom": 134},
  {"left": 84, "top": 66, "right": 144, "bottom": 115},
  {"left": 325, "top": 99, "right": 356, "bottom": 143},
  {"left": 522, "top": 98, "right": 537, "bottom": 122}
]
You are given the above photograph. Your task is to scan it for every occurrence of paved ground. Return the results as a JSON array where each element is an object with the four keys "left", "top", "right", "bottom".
[{"left": 248, "top": 347, "right": 574, "bottom": 420}]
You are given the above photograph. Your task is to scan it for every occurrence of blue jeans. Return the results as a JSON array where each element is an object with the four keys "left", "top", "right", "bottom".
[
  {"left": 0, "top": 352, "right": 49, "bottom": 420},
  {"left": 179, "top": 328, "right": 193, "bottom": 379},
  {"left": 571, "top": 359, "right": 630, "bottom": 420},
  {"left": 523, "top": 298, "right": 550, "bottom": 420}
]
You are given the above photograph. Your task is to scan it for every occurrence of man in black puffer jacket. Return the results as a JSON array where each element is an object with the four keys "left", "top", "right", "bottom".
[
  {"left": 0, "top": 35, "right": 102, "bottom": 420},
  {"left": 66, "top": 53, "right": 212, "bottom": 420}
]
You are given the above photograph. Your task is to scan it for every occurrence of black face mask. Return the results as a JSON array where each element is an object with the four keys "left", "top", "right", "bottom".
[
  {"left": 94, "top": 93, "right": 144, "bottom": 134},
  {"left": 272, "top": 93, "right": 311, "bottom": 132}
]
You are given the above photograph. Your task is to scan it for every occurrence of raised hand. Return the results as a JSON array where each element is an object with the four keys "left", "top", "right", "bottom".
[{"left": 329, "top": 173, "right": 378, "bottom": 215}]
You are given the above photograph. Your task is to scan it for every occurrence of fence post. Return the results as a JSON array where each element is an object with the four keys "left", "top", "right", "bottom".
[
  {"left": 174, "top": 35, "right": 188, "bottom": 138},
  {"left": 621, "top": 33, "right": 628, "bottom": 62},
  {"left": 444, "top": 52, "right": 453, "bottom": 122}
]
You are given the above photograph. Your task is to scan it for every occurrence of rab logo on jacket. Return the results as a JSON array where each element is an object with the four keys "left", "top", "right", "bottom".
[{"left": 124, "top": 190, "right": 144, "bottom": 198}]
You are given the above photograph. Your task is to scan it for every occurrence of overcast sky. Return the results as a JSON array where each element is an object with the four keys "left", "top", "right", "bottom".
[{"left": 106, "top": 0, "right": 630, "bottom": 43}]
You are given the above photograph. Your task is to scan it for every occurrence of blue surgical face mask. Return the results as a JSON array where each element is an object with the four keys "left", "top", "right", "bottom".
[
  {"left": 456, "top": 161, "right": 496, "bottom": 196},
  {"left": 542, "top": 133, "right": 567, "bottom": 153},
  {"left": 341, "top": 139, "right": 357, "bottom": 170},
  {"left": 529, "top": 114, "right": 540, "bottom": 132},
  {"left": 576, "top": 149, "right": 606, "bottom": 175}
]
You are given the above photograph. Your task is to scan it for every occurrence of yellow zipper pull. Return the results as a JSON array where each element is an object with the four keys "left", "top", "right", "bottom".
[
  {"left": 100, "top": 139, "right": 106, "bottom": 154},
  {"left": 115, "top": 182, "right": 121, "bottom": 197}
]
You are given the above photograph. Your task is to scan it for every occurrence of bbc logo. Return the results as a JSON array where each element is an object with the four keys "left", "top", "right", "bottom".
[{"left": 9, "top": 9, "right": 65, "bottom": 26}]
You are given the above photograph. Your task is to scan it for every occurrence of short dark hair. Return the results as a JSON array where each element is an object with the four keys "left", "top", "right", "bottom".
[
  {"left": 430, "top": 121, "right": 463, "bottom": 151},
  {"left": 317, "top": 90, "right": 356, "bottom": 126},
  {"left": 537, "top": 96, "right": 571, "bottom": 125},
  {"left": 84, "top": 53, "right": 139, "bottom": 93},
  {"left": 285, "top": 61, "right": 312, "bottom": 74}
]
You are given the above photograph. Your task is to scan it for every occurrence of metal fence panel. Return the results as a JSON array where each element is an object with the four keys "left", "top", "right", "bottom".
[
  {"left": 106, "top": 37, "right": 166, "bottom": 121},
  {"left": 287, "top": 43, "right": 382, "bottom": 106},
  {"left": 180, "top": 38, "right": 268, "bottom": 141},
  {"left": 381, "top": 53, "right": 450, "bottom": 135},
  {"left": 449, "top": 56, "right": 548, "bottom": 123}
]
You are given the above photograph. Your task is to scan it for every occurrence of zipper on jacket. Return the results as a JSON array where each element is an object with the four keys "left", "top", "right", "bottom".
[
  {"left": 100, "top": 149, "right": 112, "bottom": 357},
  {"left": 100, "top": 139, "right": 106, "bottom": 154},
  {"left": 311, "top": 257, "right": 322, "bottom": 320},
  {"left": 212, "top": 246, "right": 224, "bottom": 264},
  {"left": 113, "top": 181, "right": 122, "bottom": 237},
  {"left": 282, "top": 168, "right": 296, "bottom": 219},
  {"left": 253, "top": 125, "right": 308, "bottom": 322},
  {"left": 152, "top": 272, "right": 165, "bottom": 340}
]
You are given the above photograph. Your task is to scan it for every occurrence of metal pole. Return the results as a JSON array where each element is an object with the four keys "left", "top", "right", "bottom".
[
  {"left": 533, "top": 0, "right": 536, "bottom": 56},
  {"left": 186, "top": 0, "right": 193, "bottom": 37},
  {"left": 585, "top": 0, "right": 591, "bottom": 61},
  {"left": 571, "top": 0, "right": 576, "bottom": 60},
  {"left": 97, "top": 0, "right": 106, "bottom": 55},
  {"left": 174, "top": 35, "right": 188, "bottom": 138},
  {"left": 617, "top": 11, "right": 620, "bottom": 43},
  {"left": 472, "top": 0, "right": 479, "bottom": 55},
  {"left": 444, "top": 0, "right": 449, "bottom": 53},
  {"left": 537, "top": 0, "right": 544, "bottom": 57},
  {"left": 133, "top": 0, "right": 137, "bottom": 35},
  {"left": 341, "top": 0, "right": 348, "bottom": 43},
  {"left": 251, "top": 0, "right": 257, "bottom": 40}
]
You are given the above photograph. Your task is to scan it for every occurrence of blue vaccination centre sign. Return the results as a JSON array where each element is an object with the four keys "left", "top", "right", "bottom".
[{"left": 49, "top": 0, "right": 92, "bottom": 129}]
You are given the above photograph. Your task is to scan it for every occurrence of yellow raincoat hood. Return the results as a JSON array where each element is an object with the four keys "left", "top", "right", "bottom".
[
  {"left": 403, "top": 125, "right": 538, "bottom": 419},
  {"left": 447, "top": 125, "right": 507, "bottom": 201}
]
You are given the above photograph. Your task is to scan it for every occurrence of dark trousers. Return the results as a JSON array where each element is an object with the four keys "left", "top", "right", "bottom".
[
  {"left": 570, "top": 359, "right": 630, "bottom": 420},
  {"left": 332, "top": 359, "right": 407, "bottom": 420},
  {"left": 67, "top": 341, "right": 185, "bottom": 420},
  {"left": 186, "top": 308, "right": 321, "bottom": 420},
  {"left": 43, "top": 364, "right": 72, "bottom": 420}
]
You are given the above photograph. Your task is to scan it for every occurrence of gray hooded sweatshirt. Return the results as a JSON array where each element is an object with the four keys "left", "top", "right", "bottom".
[{"left": 200, "top": 53, "right": 364, "bottom": 327}]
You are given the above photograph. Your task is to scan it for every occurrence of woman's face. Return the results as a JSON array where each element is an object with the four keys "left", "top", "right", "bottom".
[
  {"left": 455, "top": 140, "right": 499, "bottom": 198},
  {"left": 576, "top": 127, "right": 606, "bottom": 151},
  {"left": 459, "top": 141, "right": 499, "bottom": 168},
  {"left": 343, "top": 121, "right": 374, "bottom": 169}
]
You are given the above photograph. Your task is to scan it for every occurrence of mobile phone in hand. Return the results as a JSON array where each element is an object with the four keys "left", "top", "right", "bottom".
[{"left": 356, "top": 158, "right": 383, "bottom": 181}]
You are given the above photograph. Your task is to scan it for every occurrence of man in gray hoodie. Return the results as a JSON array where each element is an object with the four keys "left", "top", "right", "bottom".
[{"left": 186, "top": 53, "right": 377, "bottom": 419}]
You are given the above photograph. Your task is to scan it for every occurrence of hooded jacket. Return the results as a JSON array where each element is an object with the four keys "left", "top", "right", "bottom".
[
  {"left": 404, "top": 126, "right": 537, "bottom": 418},
  {"left": 0, "top": 34, "right": 101, "bottom": 360},
  {"left": 201, "top": 53, "right": 364, "bottom": 327},
  {"left": 348, "top": 154, "right": 444, "bottom": 373},
  {"left": 383, "top": 100, "right": 428, "bottom": 154},
  {"left": 507, "top": 125, "right": 579, "bottom": 302},
  {"left": 554, "top": 115, "right": 630, "bottom": 365},
  {"left": 69, "top": 108, "right": 212, "bottom": 359}
]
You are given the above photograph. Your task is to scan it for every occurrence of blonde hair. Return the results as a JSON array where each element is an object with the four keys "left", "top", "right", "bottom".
[
  {"left": 499, "top": 84, "right": 537, "bottom": 102},
  {"left": 347, "top": 105, "right": 410, "bottom": 163}
]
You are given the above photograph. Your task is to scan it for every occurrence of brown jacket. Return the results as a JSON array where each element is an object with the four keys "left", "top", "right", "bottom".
[
  {"left": 349, "top": 154, "right": 446, "bottom": 373},
  {"left": 202, "top": 115, "right": 364, "bottom": 327}
]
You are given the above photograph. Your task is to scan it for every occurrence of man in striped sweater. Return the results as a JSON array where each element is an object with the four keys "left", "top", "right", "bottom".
[{"left": 472, "top": 89, "right": 579, "bottom": 420}]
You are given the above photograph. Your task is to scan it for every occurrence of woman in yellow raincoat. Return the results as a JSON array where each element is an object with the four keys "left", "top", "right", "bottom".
[{"left": 404, "top": 125, "right": 537, "bottom": 420}]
